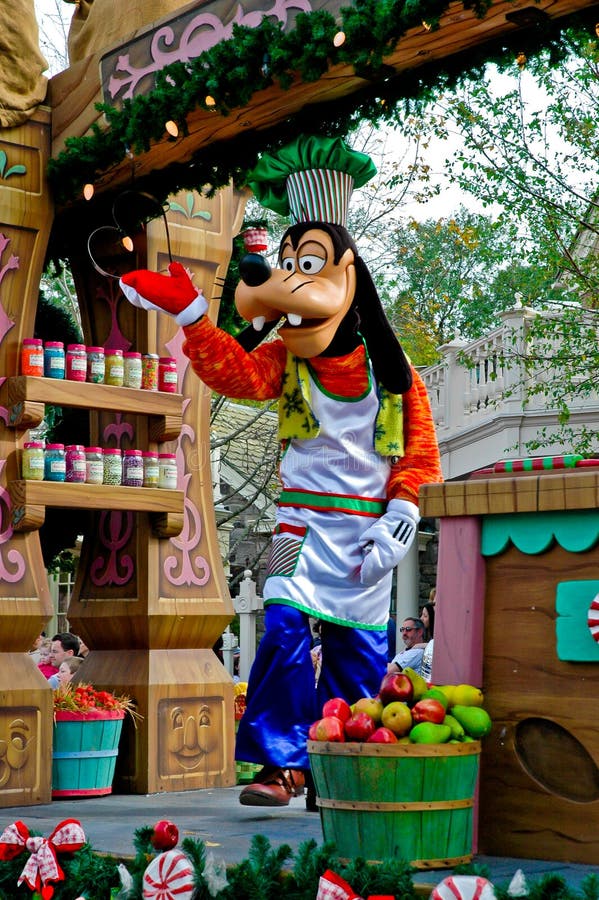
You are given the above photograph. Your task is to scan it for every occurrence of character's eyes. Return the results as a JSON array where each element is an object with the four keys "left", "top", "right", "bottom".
[
  {"left": 297, "top": 253, "right": 326, "bottom": 275},
  {"left": 281, "top": 256, "right": 296, "bottom": 274}
]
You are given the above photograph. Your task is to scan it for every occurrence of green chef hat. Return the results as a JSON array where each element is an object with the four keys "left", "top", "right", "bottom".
[{"left": 247, "top": 134, "right": 376, "bottom": 227}]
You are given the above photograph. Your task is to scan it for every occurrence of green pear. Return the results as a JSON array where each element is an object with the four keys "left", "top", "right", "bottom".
[
  {"left": 402, "top": 667, "right": 428, "bottom": 701},
  {"left": 409, "top": 722, "right": 452, "bottom": 744},
  {"left": 443, "top": 713, "right": 465, "bottom": 740},
  {"left": 451, "top": 705, "right": 492, "bottom": 738}
]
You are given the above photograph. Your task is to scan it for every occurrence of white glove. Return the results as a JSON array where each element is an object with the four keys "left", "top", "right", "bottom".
[{"left": 359, "top": 498, "right": 420, "bottom": 586}]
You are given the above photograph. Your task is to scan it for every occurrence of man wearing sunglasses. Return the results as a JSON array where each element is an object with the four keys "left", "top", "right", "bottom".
[{"left": 387, "top": 617, "right": 426, "bottom": 675}]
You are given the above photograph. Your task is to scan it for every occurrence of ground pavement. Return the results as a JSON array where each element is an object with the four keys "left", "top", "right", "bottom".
[{"left": 3, "top": 787, "right": 598, "bottom": 895}]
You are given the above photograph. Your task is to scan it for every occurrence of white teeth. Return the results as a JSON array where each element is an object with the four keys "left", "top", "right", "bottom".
[
  {"left": 287, "top": 313, "right": 302, "bottom": 326},
  {"left": 252, "top": 316, "right": 266, "bottom": 331}
]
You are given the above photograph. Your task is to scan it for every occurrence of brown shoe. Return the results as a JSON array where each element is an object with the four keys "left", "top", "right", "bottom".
[{"left": 239, "top": 768, "right": 305, "bottom": 807}]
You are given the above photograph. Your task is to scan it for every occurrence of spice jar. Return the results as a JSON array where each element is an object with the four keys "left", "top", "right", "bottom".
[
  {"left": 142, "top": 451, "right": 159, "bottom": 488},
  {"left": 123, "top": 449, "right": 143, "bottom": 487},
  {"left": 66, "top": 344, "right": 87, "bottom": 382},
  {"left": 123, "top": 351, "right": 142, "bottom": 389},
  {"left": 85, "top": 446, "right": 104, "bottom": 485},
  {"left": 86, "top": 346, "right": 105, "bottom": 384},
  {"left": 21, "top": 338, "right": 44, "bottom": 376},
  {"left": 44, "top": 341, "right": 65, "bottom": 379},
  {"left": 158, "top": 452, "right": 178, "bottom": 490},
  {"left": 104, "top": 349, "right": 124, "bottom": 387},
  {"left": 158, "top": 357, "right": 178, "bottom": 393},
  {"left": 142, "top": 353, "right": 159, "bottom": 391},
  {"left": 22, "top": 441, "right": 45, "bottom": 480},
  {"left": 65, "top": 445, "right": 86, "bottom": 483},
  {"left": 103, "top": 448, "right": 122, "bottom": 486},
  {"left": 44, "top": 443, "right": 66, "bottom": 481}
]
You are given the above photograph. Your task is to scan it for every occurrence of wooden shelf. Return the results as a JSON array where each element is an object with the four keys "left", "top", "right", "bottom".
[
  {"left": 4, "top": 376, "right": 183, "bottom": 441},
  {"left": 8, "top": 480, "right": 184, "bottom": 536}
]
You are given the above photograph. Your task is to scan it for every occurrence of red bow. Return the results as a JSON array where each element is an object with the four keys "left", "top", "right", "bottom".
[{"left": 0, "top": 819, "right": 86, "bottom": 899}]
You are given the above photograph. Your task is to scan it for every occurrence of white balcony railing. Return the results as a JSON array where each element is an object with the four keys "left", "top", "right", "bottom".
[{"left": 420, "top": 305, "right": 599, "bottom": 480}]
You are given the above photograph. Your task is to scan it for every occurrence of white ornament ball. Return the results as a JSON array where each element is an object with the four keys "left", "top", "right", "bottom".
[
  {"left": 143, "top": 849, "right": 194, "bottom": 900},
  {"left": 430, "top": 875, "right": 496, "bottom": 900}
]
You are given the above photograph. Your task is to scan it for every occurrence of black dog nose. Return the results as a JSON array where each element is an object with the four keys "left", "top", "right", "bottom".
[{"left": 239, "top": 253, "right": 272, "bottom": 287}]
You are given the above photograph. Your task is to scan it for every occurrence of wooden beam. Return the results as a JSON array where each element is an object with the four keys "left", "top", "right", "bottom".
[{"left": 48, "top": 0, "right": 599, "bottom": 204}]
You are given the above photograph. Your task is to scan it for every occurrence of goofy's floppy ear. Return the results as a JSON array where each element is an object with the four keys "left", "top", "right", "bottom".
[{"left": 353, "top": 256, "right": 412, "bottom": 394}]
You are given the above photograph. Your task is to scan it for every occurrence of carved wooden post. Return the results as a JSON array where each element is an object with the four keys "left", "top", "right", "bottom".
[
  {"left": 67, "top": 185, "right": 247, "bottom": 793},
  {"left": 0, "top": 109, "right": 54, "bottom": 806}
]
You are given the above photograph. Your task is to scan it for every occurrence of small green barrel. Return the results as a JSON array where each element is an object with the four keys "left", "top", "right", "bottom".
[
  {"left": 308, "top": 739, "right": 480, "bottom": 868},
  {"left": 52, "top": 709, "right": 125, "bottom": 798}
]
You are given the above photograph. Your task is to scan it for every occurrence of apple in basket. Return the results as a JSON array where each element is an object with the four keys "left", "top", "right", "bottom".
[
  {"left": 311, "top": 715, "right": 346, "bottom": 742},
  {"left": 380, "top": 701, "right": 412, "bottom": 736},
  {"left": 352, "top": 696, "right": 383, "bottom": 724},
  {"left": 344, "top": 712, "right": 376, "bottom": 742},
  {"left": 367, "top": 726, "right": 398, "bottom": 744},
  {"left": 411, "top": 698, "right": 446, "bottom": 725},
  {"left": 322, "top": 697, "right": 352, "bottom": 723},
  {"left": 379, "top": 671, "right": 413, "bottom": 705}
]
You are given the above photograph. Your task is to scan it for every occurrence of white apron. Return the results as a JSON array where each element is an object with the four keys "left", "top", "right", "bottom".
[{"left": 264, "top": 363, "right": 392, "bottom": 629}]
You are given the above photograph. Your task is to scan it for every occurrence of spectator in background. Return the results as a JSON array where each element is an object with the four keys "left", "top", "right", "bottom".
[
  {"left": 54, "top": 655, "right": 83, "bottom": 689},
  {"left": 387, "top": 617, "right": 426, "bottom": 675},
  {"left": 37, "top": 638, "right": 55, "bottom": 678},
  {"left": 419, "top": 601, "right": 436, "bottom": 682},
  {"left": 28, "top": 632, "right": 45, "bottom": 664},
  {"left": 48, "top": 633, "right": 80, "bottom": 677}
]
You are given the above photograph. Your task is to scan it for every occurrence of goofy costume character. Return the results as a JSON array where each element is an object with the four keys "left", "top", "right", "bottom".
[{"left": 120, "top": 135, "right": 442, "bottom": 808}]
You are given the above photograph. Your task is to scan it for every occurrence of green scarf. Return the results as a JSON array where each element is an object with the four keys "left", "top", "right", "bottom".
[{"left": 278, "top": 352, "right": 404, "bottom": 457}]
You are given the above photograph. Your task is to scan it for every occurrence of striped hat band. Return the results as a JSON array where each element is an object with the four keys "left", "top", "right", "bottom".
[{"left": 286, "top": 169, "right": 354, "bottom": 226}]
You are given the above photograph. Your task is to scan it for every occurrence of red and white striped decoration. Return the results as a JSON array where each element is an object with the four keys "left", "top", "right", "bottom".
[
  {"left": 286, "top": 168, "right": 354, "bottom": 226},
  {"left": 142, "top": 850, "right": 194, "bottom": 900},
  {"left": 430, "top": 875, "right": 496, "bottom": 900},
  {"left": 588, "top": 594, "right": 599, "bottom": 642}
]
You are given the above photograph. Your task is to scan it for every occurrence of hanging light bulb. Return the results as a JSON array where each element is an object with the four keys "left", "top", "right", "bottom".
[
  {"left": 83, "top": 183, "right": 94, "bottom": 201},
  {"left": 121, "top": 235, "right": 134, "bottom": 252},
  {"left": 205, "top": 95, "right": 216, "bottom": 107},
  {"left": 422, "top": 20, "right": 432, "bottom": 31},
  {"left": 333, "top": 31, "right": 346, "bottom": 47},
  {"left": 165, "top": 120, "right": 179, "bottom": 138},
  {"left": 516, "top": 50, "right": 527, "bottom": 69}
]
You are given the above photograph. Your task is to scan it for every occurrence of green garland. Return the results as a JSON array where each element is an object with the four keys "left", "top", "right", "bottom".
[
  {"left": 47, "top": 0, "right": 598, "bottom": 210},
  {"left": 0, "top": 827, "right": 599, "bottom": 898}
]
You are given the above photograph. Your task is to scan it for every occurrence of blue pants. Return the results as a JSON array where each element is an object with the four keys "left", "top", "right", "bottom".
[{"left": 235, "top": 604, "right": 388, "bottom": 770}]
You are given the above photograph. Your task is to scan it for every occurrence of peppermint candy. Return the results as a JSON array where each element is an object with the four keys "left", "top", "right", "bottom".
[
  {"left": 142, "top": 850, "right": 194, "bottom": 900},
  {"left": 430, "top": 875, "right": 496, "bottom": 900},
  {"left": 588, "top": 594, "right": 599, "bottom": 642}
]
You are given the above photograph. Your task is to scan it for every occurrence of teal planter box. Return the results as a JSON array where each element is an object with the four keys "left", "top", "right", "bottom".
[{"left": 52, "top": 709, "right": 124, "bottom": 798}]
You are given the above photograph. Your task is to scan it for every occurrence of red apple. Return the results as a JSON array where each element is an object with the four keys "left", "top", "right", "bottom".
[
  {"left": 322, "top": 697, "right": 352, "bottom": 723},
  {"left": 344, "top": 712, "right": 376, "bottom": 742},
  {"left": 352, "top": 696, "right": 383, "bottom": 724},
  {"left": 151, "top": 819, "right": 179, "bottom": 850},
  {"left": 314, "top": 715, "right": 346, "bottom": 742},
  {"left": 308, "top": 720, "right": 320, "bottom": 740},
  {"left": 379, "top": 672, "right": 414, "bottom": 705},
  {"left": 367, "top": 726, "right": 398, "bottom": 744},
  {"left": 411, "top": 698, "right": 446, "bottom": 725}
]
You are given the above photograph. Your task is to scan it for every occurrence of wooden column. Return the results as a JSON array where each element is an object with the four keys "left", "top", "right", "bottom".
[
  {"left": 0, "top": 109, "right": 54, "bottom": 807},
  {"left": 67, "top": 185, "right": 247, "bottom": 793}
]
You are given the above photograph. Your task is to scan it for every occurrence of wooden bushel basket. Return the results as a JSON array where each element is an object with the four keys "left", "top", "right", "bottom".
[
  {"left": 52, "top": 709, "right": 125, "bottom": 798},
  {"left": 308, "top": 739, "right": 480, "bottom": 868}
]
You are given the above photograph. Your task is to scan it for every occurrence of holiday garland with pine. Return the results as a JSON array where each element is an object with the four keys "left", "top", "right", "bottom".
[{"left": 47, "top": 0, "right": 599, "bottom": 210}]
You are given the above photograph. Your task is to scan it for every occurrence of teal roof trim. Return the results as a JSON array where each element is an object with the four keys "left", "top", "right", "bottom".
[{"left": 481, "top": 510, "right": 599, "bottom": 557}]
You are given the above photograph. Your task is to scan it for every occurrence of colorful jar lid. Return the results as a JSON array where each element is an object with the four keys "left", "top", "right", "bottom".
[
  {"left": 45, "top": 341, "right": 64, "bottom": 349},
  {"left": 67, "top": 344, "right": 86, "bottom": 351},
  {"left": 159, "top": 453, "right": 176, "bottom": 459},
  {"left": 124, "top": 351, "right": 142, "bottom": 358},
  {"left": 24, "top": 440, "right": 44, "bottom": 448},
  {"left": 159, "top": 357, "right": 177, "bottom": 364},
  {"left": 85, "top": 446, "right": 103, "bottom": 453},
  {"left": 124, "top": 449, "right": 142, "bottom": 456},
  {"left": 23, "top": 338, "right": 42, "bottom": 345},
  {"left": 86, "top": 346, "right": 104, "bottom": 352},
  {"left": 105, "top": 348, "right": 123, "bottom": 356},
  {"left": 66, "top": 444, "right": 85, "bottom": 451},
  {"left": 103, "top": 448, "right": 122, "bottom": 455},
  {"left": 45, "top": 443, "right": 65, "bottom": 450}
]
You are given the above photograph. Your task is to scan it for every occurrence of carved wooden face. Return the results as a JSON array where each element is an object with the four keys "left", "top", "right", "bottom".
[
  {"left": 159, "top": 696, "right": 224, "bottom": 778},
  {"left": 235, "top": 228, "right": 356, "bottom": 358}
]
